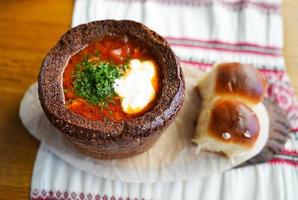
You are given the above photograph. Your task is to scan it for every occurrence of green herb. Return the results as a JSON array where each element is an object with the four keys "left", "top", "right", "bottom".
[{"left": 73, "top": 56, "right": 128, "bottom": 107}]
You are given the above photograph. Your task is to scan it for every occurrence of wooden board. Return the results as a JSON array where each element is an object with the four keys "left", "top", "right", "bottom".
[
  {"left": 0, "top": 1, "right": 73, "bottom": 199},
  {"left": 0, "top": 0, "right": 297, "bottom": 199}
]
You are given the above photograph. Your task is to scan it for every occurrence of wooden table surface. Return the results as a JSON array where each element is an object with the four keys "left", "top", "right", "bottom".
[{"left": 0, "top": 0, "right": 297, "bottom": 199}]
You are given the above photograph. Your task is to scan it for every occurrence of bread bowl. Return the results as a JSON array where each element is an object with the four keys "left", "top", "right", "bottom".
[{"left": 38, "top": 20, "right": 185, "bottom": 159}]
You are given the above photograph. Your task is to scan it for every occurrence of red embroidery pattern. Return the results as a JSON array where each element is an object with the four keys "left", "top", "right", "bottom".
[
  {"left": 219, "top": 0, "right": 280, "bottom": 13},
  {"left": 280, "top": 149, "right": 298, "bottom": 156},
  {"left": 269, "top": 158, "right": 298, "bottom": 167},
  {"left": 180, "top": 60, "right": 284, "bottom": 73},
  {"left": 172, "top": 43, "right": 281, "bottom": 57},
  {"left": 166, "top": 37, "right": 282, "bottom": 57},
  {"left": 31, "top": 189, "right": 144, "bottom": 200},
  {"left": 165, "top": 36, "right": 282, "bottom": 51},
  {"left": 110, "top": 0, "right": 280, "bottom": 13}
]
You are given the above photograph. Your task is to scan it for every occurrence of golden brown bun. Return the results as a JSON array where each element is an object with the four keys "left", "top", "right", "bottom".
[
  {"left": 215, "top": 62, "right": 267, "bottom": 104},
  {"left": 208, "top": 99, "right": 259, "bottom": 148},
  {"left": 193, "top": 62, "right": 269, "bottom": 159}
]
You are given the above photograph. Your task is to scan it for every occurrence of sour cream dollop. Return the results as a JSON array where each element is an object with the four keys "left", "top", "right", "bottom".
[{"left": 114, "top": 59, "right": 158, "bottom": 114}]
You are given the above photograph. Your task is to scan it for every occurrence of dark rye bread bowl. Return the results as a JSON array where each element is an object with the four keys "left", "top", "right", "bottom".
[{"left": 38, "top": 20, "right": 185, "bottom": 159}]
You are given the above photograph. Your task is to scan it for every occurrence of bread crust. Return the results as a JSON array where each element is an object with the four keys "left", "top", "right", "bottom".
[{"left": 38, "top": 20, "right": 185, "bottom": 159}]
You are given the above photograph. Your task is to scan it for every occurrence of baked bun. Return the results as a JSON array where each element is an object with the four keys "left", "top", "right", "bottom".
[
  {"left": 215, "top": 62, "right": 267, "bottom": 104},
  {"left": 193, "top": 62, "right": 269, "bottom": 158}
]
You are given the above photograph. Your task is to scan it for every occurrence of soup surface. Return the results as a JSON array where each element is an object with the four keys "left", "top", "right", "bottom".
[{"left": 63, "top": 36, "right": 159, "bottom": 121}]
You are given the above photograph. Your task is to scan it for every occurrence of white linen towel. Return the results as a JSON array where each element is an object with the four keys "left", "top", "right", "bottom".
[{"left": 28, "top": 0, "right": 298, "bottom": 199}]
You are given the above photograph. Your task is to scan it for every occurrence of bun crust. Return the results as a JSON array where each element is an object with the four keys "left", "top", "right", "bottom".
[
  {"left": 215, "top": 62, "right": 267, "bottom": 104},
  {"left": 193, "top": 62, "right": 269, "bottom": 158},
  {"left": 209, "top": 99, "right": 259, "bottom": 148}
]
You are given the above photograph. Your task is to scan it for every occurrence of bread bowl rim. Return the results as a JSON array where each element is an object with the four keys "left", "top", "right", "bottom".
[{"left": 38, "top": 20, "right": 185, "bottom": 149}]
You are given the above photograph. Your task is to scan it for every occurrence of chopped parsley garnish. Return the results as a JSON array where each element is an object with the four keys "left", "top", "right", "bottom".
[{"left": 73, "top": 56, "right": 128, "bottom": 107}]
